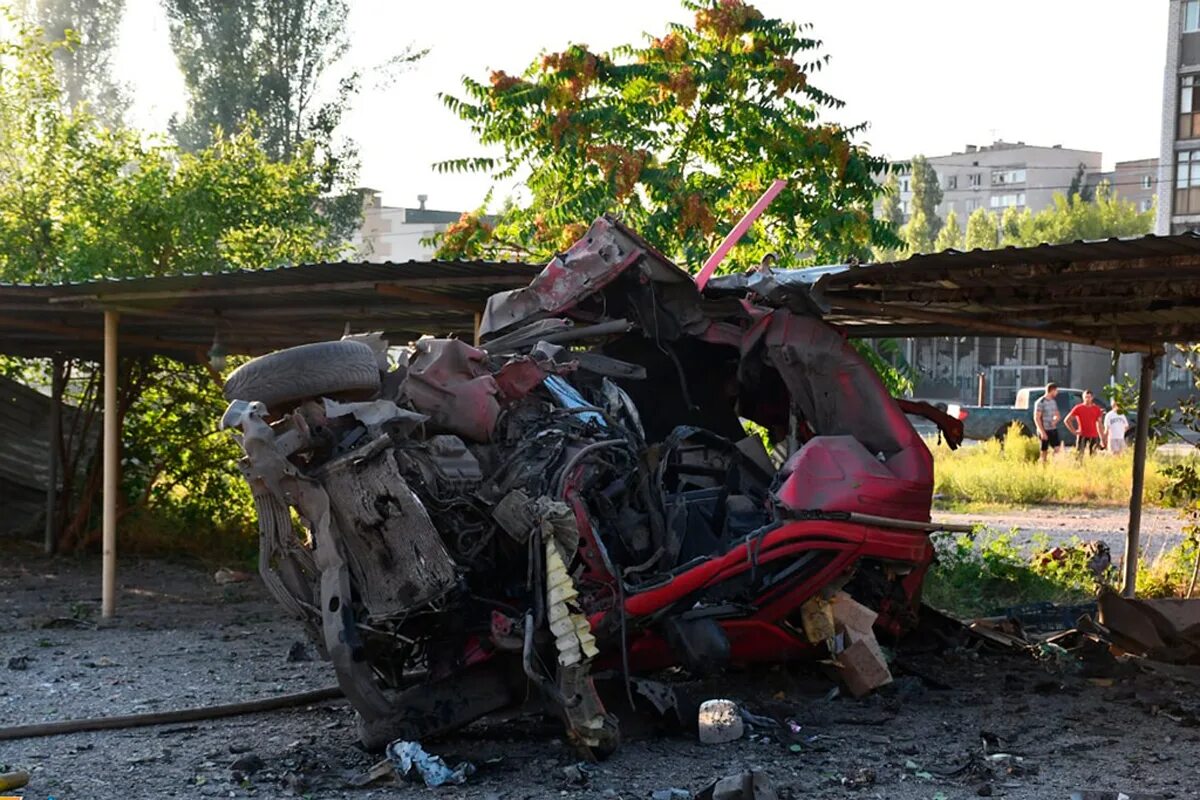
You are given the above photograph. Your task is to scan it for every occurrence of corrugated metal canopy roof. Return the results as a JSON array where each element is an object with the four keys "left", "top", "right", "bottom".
[
  {"left": 712, "top": 232, "right": 1200, "bottom": 353},
  {"left": 5, "top": 232, "right": 1200, "bottom": 362},
  {"left": 0, "top": 259, "right": 542, "bottom": 359}
]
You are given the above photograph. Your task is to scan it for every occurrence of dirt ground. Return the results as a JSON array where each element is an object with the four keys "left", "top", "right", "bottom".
[
  {"left": 937, "top": 505, "right": 1184, "bottom": 559},
  {"left": 3, "top": 536, "right": 1199, "bottom": 800}
]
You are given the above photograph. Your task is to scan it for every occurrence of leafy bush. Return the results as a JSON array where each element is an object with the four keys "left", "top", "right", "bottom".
[{"left": 923, "top": 529, "right": 1100, "bottom": 617}]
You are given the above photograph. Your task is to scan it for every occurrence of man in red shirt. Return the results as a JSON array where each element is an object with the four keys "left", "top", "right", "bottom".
[{"left": 1064, "top": 390, "right": 1105, "bottom": 456}]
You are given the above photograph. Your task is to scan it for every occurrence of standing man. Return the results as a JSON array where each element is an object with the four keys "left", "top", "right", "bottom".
[
  {"left": 1104, "top": 401, "right": 1130, "bottom": 455},
  {"left": 1033, "top": 383, "right": 1062, "bottom": 463},
  {"left": 1064, "top": 389, "right": 1105, "bottom": 457}
]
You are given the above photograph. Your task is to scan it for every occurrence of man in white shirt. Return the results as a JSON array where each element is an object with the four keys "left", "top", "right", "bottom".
[{"left": 1104, "top": 402, "right": 1130, "bottom": 454}]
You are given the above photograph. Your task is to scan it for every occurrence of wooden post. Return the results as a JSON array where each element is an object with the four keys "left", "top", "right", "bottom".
[
  {"left": 976, "top": 372, "right": 986, "bottom": 407},
  {"left": 1122, "top": 353, "right": 1157, "bottom": 598},
  {"left": 44, "top": 354, "right": 64, "bottom": 554},
  {"left": 473, "top": 312, "right": 482, "bottom": 347},
  {"left": 102, "top": 311, "right": 119, "bottom": 618}
]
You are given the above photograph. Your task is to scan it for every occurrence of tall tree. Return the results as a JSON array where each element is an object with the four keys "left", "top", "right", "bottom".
[
  {"left": 878, "top": 169, "right": 905, "bottom": 229},
  {"left": 163, "top": 0, "right": 424, "bottom": 238},
  {"left": 435, "top": 0, "right": 894, "bottom": 267},
  {"left": 909, "top": 154, "right": 943, "bottom": 238},
  {"left": 934, "top": 209, "right": 963, "bottom": 251},
  {"left": 964, "top": 207, "right": 999, "bottom": 250},
  {"left": 901, "top": 205, "right": 935, "bottom": 254},
  {"left": 0, "top": 13, "right": 341, "bottom": 551},
  {"left": 29, "top": 0, "right": 127, "bottom": 124}
]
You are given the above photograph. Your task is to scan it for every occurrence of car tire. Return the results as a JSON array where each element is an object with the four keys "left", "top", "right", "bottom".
[{"left": 223, "top": 340, "right": 381, "bottom": 407}]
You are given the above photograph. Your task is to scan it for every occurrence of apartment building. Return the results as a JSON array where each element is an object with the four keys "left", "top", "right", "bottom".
[
  {"left": 1158, "top": 0, "right": 1200, "bottom": 233},
  {"left": 889, "top": 141, "right": 1102, "bottom": 223}
]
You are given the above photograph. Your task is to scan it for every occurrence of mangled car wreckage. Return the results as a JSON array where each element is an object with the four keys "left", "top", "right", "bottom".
[{"left": 221, "top": 217, "right": 962, "bottom": 756}]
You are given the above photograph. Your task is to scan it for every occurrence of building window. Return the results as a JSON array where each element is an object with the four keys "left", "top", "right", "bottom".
[
  {"left": 966, "top": 198, "right": 981, "bottom": 211},
  {"left": 946, "top": 175, "right": 958, "bottom": 190},
  {"left": 1142, "top": 174, "right": 1154, "bottom": 189},
  {"left": 968, "top": 173, "right": 982, "bottom": 188},
  {"left": 989, "top": 193, "right": 1026, "bottom": 209},
  {"left": 1141, "top": 199, "right": 1154, "bottom": 213},
  {"left": 991, "top": 168, "right": 1027, "bottom": 185},
  {"left": 1182, "top": 75, "right": 1200, "bottom": 139},
  {"left": 1177, "top": 151, "right": 1200, "bottom": 213},
  {"left": 1188, "top": 0, "right": 1200, "bottom": 32},
  {"left": 900, "top": 178, "right": 910, "bottom": 192}
]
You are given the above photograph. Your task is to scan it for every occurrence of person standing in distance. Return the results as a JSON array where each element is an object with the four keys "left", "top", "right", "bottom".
[
  {"left": 1104, "top": 401, "right": 1130, "bottom": 455},
  {"left": 1064, "top": 389, "right": 1104, "bottom": 457},
  {"left": 1033, "top": 383, "right": 1062, "bottom": 464}
]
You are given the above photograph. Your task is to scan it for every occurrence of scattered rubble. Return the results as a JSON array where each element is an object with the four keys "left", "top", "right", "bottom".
[{"left": 384, "top": 740, "right": 474, "bottom": 787}]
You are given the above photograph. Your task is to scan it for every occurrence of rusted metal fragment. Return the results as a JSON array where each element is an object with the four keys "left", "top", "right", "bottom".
[
  {"left": 315, "top": 436, "right": 458, "bottom": 620},
  {"left": 479, "top": 216, "right": 697, "bottom": 339},
  {"left": 402, "top": 338, "right": 499, "bottom": 442}
]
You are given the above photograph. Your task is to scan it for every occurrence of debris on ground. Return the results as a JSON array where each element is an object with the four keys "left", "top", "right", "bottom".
[
  {"left": 212, "top": 567, "right": 253, "bottom": 585},
  {"left": 0, "top": 770, "right": 30, "bottom": 792},
  {"left": 6, "top": 655, "right": 30, "bottom": 671},
  {"left": 830, "top": 591, "right": 893, "bottom": 697},
  {"left": 696, "top": 770, "right": 778, "bottom": 800},
  {"left": 651, "top": 788, "right": 692, "bottom": 800},
  {"left": 697, "top": 699, "right": 744, "bottom": 744},
  {"left": 385, "top": 740, "right": 475, "bottom": 787}
]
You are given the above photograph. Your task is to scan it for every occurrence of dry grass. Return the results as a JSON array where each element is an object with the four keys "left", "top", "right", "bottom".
[{"left": 929, "top": 424, "right": 1172, "bottom": 508}]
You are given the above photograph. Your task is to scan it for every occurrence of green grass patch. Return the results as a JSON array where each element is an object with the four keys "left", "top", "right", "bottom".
[
  {"left": 924, "top": 529, "right": 1102, "bottom": 617},
  {"left": 930, "top": 424, "right": 1176, "bottom": 508}
]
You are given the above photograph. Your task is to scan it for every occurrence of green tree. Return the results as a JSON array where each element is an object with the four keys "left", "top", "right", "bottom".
[
  {"left": 435, "top": 0, "right": 893, "bottom": 267},
  {"left": 1007, "top": 183, "right": 1153, "bottom": 245},
  {"left": 964, "top": 207, "right": 999, "bottom": 250},
  {"left": 0, "top": 14, "right": 341, "bottom": 551},
  {"left": 909, "top": 154, "right": 943, "bottom": 236},
  {"left": 934, "top": 209, "right": 963, "bottom": 251},
  {"left": 1067, "top": 164, "right": 1095, "bottom": 203},
  {"left": 878, "top": 169, "right": 905, "bottom": 229},
  {"left": 163, "top": 0, "right": 425, "bottom": 239},
  {"left": 28, "top": 0, "right": 127, "bottom": 124},
  {"left": 901, "top": 205, "right": 936, "bottom": 254}
]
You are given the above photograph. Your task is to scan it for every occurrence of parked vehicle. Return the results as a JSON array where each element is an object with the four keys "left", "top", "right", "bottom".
[
  {"left": 220, "top": 217, "right": 963, "bottom": 757},
  {"left": 946, "top": 387, "right": 1133, "bottom": 444}
]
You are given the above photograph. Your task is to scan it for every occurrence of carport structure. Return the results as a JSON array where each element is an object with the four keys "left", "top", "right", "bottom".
[
  {"left": 6, "top": 234, "right": 1200, "bottom": 616},
  {"left": 803, "top": 233, "right": 1200, "bottom": 597},
  {"left": 0, "top": 258, "right": 541, "bottom": 616}
]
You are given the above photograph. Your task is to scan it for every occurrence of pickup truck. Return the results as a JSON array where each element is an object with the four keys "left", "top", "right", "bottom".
[{"left": 946, "top": 388, "right": 1133, "bottom": 444}]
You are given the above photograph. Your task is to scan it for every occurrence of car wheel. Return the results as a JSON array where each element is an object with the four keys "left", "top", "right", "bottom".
[{"left": 223, "top": 340, "right": 382, "bottom": 408}]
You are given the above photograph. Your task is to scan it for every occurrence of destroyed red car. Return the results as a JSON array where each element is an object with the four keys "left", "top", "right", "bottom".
[{"left": 221, "top": 217, "right": 961, "bottom": 757}]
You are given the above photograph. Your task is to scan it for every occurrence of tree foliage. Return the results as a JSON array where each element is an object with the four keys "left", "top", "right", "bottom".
[
  {"left": 27, "top": 0, "right": 127, "bottom": 125},
  {"left": 435, "top": 0, "right": 893, "bottom": 268},
  {"left": 0, "top": 14, "right": 341, "bottom": 551},
  {"left": 964, "top": 206, "right": 999, "bottom": 250},
  {"left": 163, "top": 0, "right": 425, "bottom": 239},
  {"left": 934, "top": 209, "right": 962, "bottom": 252}
]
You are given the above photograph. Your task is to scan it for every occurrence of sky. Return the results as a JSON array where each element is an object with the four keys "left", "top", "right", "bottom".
[{"left": 113, "top": 0, "right": 1169, "bottom": 213}]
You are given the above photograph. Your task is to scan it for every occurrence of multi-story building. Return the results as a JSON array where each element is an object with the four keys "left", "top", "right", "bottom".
[
  {"left": 1158, "top": 0, "right": 1200, "bottom": 233},
  {"left": 888, "top": 141, "right": 1103, "bottom": 223},
  {"left": 885, "top": 141, "right": 1174, "bottom": 404},
  {"left": 1110, "top": 158, "right": 1160, "bottom": 213},
  {"left": 351, "top": 189, "right": 466, "bottom": 262}
]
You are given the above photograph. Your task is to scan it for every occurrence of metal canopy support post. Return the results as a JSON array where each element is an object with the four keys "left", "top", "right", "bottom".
[
  {"left": 1122, "top": 352, "right": 1158, "bottom": 597},
  {"left": 44, "top": 354, "right": 64, "bottom": 554},
  {"left": 102, "top": 311, "right": 119, "bottom": 618}
]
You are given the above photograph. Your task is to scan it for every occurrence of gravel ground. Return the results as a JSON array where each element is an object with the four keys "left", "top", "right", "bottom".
[
  {"left": 3, "top": 538, "right": 1200, "bottom": 800},
  {"left": 936, "top": 505, "right": 1185, "bottom": 562}
]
